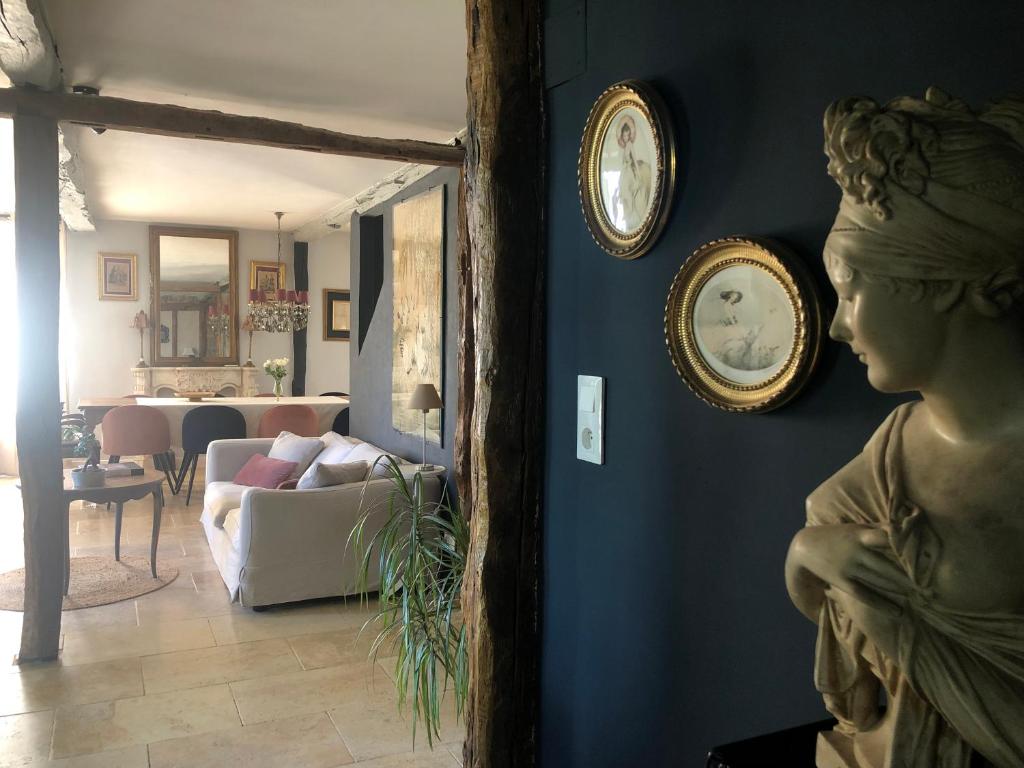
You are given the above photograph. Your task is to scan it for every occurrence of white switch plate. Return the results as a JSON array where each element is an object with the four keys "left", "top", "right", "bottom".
[{"left": 576, "top": 375, "right": 604, "bottom": 464}]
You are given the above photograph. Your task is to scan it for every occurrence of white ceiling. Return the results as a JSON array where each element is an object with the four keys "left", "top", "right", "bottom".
[{"left": 40, "top": 0, "right": 467, "bottom": 231}]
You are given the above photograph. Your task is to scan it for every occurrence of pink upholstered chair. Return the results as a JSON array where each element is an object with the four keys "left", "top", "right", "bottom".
[
  {"left": 101, "top": 405, "right": 177, "bottom": 492},
  {"left": 257, "top": 404, "right": 318, "bottom": 438}
]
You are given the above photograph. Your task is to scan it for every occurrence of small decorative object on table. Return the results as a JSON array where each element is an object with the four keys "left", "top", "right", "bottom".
[
  {"left": 263, "top": 357, "right": 289, "bottom": 400},
  {"left": 406, "top": 383, "right": 443, "bottom": 470},
  {"left": 71, "top": 428, "right": 104, "bottom": 488},
  {"left": 130, "top": 310, "right": 149, "bottom": 367}
]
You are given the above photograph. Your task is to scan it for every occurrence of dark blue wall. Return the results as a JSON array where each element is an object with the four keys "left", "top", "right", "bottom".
[{"left": 541, "top": 2, "right": 1024, "bottom": 765}]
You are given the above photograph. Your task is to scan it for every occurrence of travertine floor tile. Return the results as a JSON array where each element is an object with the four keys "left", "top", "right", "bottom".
[
  {"left": 59, "top": 600, "right": 138, "bottom": 633},
  {"left": 0, "top": 709, "right": 53, "bottom": 766},
  {"left": 135, "top": 586, "right": 241, "bottom": 624},
  {"left": 52, "top": 683, "right": 239, "bottom": 758},
  {"left": 0, "top": 657, "right": 143, "bottom": 716},
  {"left": 190, "top": 570, "right": 228, "bottom": 593},
  {"left": 49, "top": 744, "right": 150, "bottom": 767},
  {"left": 446, "top": 742, "right": 465, "bottom": 766},
  {"left": 208, "top": 604, "right": 365, "bottom": 646},
  {"left": 288, "top": 627, "right": 377, "bottom": 670},
  {"left": 141, "top": 638, "right": 300, "bottom": 694},
  {"left": 148, "top": 712, "right": 353, "bottom": 768},
  {"left": 351, "top": 750, "right": 461, "bottom": 768},
  {"left": 328, "top": 685, "right": 464, "bottom": 762},
  {"left": 61, "top": 617, "right": 215, "bottom": 666},
  {"left": 230, "top": 662, "right": 379, "bottom": 724}
]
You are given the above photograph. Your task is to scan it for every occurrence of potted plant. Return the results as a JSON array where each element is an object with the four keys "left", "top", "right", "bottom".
[
  {"left": 70, "top": 429, "right": 105, "bottom": 489},
  {"left": 349, "top": 457, "right": 468, "bottom": 747}
]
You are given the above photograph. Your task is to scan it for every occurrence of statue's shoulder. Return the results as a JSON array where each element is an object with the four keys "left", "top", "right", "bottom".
[{"left": 805, "top": 403, "right": 917, "bottom": 526}]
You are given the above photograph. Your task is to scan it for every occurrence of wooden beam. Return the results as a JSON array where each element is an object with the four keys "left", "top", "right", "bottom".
[
  {"left": 0, "top": 87, "right": 466, "bottom": 167},
  {"left": 15, "top": 113, "right": 64, "bottom": 662},
  {"left": 57, "top": 127, "right": 94, "bottom": 231},
  {"left": 0, "top": 0, "right": 61, "bottom": 89},
  {"left": 460, "top": 0, "right": 544, "bottom": 765}
]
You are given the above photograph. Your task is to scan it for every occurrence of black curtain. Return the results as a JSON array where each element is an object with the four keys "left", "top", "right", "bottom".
[{"left": 292, "top": 241, "right": 308, "bottom": 395}]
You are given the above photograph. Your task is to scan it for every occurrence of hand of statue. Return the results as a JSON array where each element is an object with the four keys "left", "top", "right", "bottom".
[{"left": 792, "top": 524, "right": 912, "bottom": 617}]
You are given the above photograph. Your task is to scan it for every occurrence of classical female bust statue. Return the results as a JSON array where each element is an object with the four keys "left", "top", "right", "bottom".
[{"left": 785, "top": 88, "right": 1024, "bottom": 768}]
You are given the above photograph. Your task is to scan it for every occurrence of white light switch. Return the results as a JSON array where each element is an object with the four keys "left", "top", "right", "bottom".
[{"left": 576, "top": 375, "right": 604, "bottom": 464}]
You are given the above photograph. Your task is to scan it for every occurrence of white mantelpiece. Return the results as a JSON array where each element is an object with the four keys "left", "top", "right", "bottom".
[{"left": 131, "top": 366, "right": 259, "bottom": 397}]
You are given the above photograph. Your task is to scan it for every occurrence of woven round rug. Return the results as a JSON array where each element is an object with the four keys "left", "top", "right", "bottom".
[{"left": 0, "top": 556, "right": 178, "bottom": 611}]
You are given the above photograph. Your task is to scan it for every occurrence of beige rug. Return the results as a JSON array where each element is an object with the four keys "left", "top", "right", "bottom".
[{"left": 0, "top": 556, "right": 178, "bottom": 611}]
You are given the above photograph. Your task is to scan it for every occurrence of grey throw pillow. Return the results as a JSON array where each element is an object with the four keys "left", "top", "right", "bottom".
[
  {"left": 296, "top": 460, "right": 370, "bottom": 490},
  {"left": 268, "top": 431, "right": 324, "bottom": 479}
]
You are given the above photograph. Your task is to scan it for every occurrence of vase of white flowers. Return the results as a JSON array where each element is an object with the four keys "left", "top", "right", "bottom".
[{"left": 263, "top": 357, "right": 289, "bottom": 400}]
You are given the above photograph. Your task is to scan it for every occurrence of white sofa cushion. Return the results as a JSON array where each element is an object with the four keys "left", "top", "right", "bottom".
[
  {"left": 268, "top": 431, "right": 324, "bottom": 479},
  {"left": 297, "top": 461, "right": 369, "bottom": 490},
  {"left": 206, "top": 481, "right": 247, "bottom": 528},
  {"left": 344, "top": 442, "right": 403, "bottom": 477},
  {"left": 221, "top": 508, "right": 242, "bottom": 546},
  {"left": 296, "top": 434, "right": 363, "bottom": 488}
]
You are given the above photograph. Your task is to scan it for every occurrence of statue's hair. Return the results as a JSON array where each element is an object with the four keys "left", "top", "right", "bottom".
[{"left": 823, "top": 87, "right": 1024, "bottom": 221}]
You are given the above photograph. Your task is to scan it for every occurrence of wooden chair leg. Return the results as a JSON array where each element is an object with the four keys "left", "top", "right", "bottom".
[
  {"left": 173, "top": 452, "right": 192, "bottom": 494},
  {"left": 157, "top": 452, "right": 178, "bottom": 495},
  {"left": 185, "top": 454, "right": 200, "bottom": 506},
  {"left": 114, "top": 502, "right": 123, "bottom": 560}
]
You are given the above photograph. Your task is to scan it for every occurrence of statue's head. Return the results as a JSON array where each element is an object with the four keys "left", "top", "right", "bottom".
[{"left": 822, "top": 88, "right": 1024, "bottom": 392}]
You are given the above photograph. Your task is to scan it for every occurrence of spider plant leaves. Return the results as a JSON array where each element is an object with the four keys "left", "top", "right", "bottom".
[{"left": 347, "top": 454, "right": 468, "bottom": 748}]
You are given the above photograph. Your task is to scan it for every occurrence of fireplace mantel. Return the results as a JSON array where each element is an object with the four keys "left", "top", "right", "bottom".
[{"left": 131, "top": 366, "right": 259, "bottom": 397}]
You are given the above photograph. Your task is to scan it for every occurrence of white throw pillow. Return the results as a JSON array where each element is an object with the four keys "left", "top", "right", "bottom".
[
  {"left": 267, "top": 431, "right": 324, "bottom": 479},
  {"left": 344, "top": 442, "right": 403, "bottom": 477},
  {"left": 297, "top": 434, "right": 363, "bottom": 488},
  {"left": 297, "top": 461, "right": 369, "bottom": 490}
]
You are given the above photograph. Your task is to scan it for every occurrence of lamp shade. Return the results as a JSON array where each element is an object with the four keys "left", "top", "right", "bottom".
[{"left": 407, "top": 383, "right": 442, "bottom": 411}]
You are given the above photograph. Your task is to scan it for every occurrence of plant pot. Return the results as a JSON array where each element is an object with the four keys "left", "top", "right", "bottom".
[{"left": 71, "top": 466, "right": 105, "bottom": 489}]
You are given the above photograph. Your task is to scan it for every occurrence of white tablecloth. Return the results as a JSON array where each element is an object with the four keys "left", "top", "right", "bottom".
[{"left": 135, "top": 396, "right": 349, "bottom": 453}]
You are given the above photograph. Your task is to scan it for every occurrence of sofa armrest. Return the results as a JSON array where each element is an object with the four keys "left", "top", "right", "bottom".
[{"left": 206, "top": 438, "right": 274, "bottom": 484}]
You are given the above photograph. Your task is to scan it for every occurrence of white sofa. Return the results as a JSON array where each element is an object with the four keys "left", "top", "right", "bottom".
[{"left": 201, "top": 435, "right": 440, "bottom": 608}]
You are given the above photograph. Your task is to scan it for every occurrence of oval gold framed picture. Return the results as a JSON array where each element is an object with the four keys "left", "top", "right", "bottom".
[
  {"left": 578, "top": 80, "right": 676, "bottom": 260},
  {"left": 664, "top": 238, "right": 825, "bottom": 413}
]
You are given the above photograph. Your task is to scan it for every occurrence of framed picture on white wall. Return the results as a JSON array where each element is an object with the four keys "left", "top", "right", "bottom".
[
  {"left": 323, "top": 288, "right": 350, "bottom": 341},
  {"left": 98, "top": 252, "right": 138, "bottom": 300}
]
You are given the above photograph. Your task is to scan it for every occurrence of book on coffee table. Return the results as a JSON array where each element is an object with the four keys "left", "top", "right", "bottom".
[{"left": 103, "top": 462, "right": 144, "bottom": 478}]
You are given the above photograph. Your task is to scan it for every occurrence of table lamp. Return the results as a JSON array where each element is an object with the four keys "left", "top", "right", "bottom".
[
  {"left": 130, "top": 310, "right": 149, "bottom": 367},
  {"left": 407, "top": 383, "right": 442, "bottom": 470}
]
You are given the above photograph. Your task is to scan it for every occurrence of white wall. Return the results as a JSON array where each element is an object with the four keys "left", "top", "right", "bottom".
[
  {"left": 306, "top": 230, "right": 350, "bottom": 395},
  {"left": 64, "top": 220, "right": 296, "bottom": 406}
]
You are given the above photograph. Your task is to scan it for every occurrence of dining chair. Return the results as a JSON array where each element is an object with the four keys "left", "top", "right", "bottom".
[
  {"left": 331, "top": 407, "right": 349, "bottom": 436},
  {"left": 176, "top": 405, "right": 246, "bottom": 505},
  {"left": 319, "top": 391, "right": 349, "bottom": 397},
  {"left": 101, "top": 405, "right": 177, "bottom": 492},
  {"left": 257, "top": 404, "right": 319, "bottom": 438}
]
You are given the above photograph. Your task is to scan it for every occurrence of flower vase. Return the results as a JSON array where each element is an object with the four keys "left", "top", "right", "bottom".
[{"left": 273, "top": 378, "right": 283, "bottom": 401}]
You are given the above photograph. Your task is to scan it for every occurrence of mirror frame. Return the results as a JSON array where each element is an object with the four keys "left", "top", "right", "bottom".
[{"left": 149, "top": 225, "right": 239, "bottom": 366}]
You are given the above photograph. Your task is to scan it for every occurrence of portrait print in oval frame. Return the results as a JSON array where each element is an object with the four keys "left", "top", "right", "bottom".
[
  {"left": 665, "top": 238, "right": 825, "bottom": 412},
  {"left": 578, "top": 80, "right": 676, "bottom": 259}
]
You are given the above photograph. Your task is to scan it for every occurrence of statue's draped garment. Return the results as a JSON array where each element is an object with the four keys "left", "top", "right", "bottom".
[{"left": 808, "top": 403, "right": 1024, "bottom": 768}]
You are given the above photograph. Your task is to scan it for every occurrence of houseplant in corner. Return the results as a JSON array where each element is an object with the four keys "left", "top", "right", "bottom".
[{"left": 349, "top": 457, "right": 468, "bottom": 747}]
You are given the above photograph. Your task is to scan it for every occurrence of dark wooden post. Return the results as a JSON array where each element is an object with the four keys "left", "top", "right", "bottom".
[
  {"left": 461, "top": 0, "right": 545, "bottom": 765},
  {"left": 14, "top": 113, "right": 64, "bottom": 662}
]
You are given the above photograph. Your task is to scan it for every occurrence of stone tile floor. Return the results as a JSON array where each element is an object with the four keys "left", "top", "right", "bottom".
[{"left": 0, "top": 466, "right": 464, "bottom": 767}]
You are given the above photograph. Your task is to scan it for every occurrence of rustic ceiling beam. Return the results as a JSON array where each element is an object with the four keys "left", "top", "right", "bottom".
[
  {"left": 0, "top": 87, "right": 466, "bottom": 167},
  {"left": 460, "top": 0, "right": 544, "bottom": 765},
  {"left": 0, "top": 0, "right": 61, "bottom": 89}
]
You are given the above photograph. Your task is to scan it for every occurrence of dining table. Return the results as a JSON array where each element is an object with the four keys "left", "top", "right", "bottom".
[{"left": 78, "top": 396, "right": 349, "bottom": 454}]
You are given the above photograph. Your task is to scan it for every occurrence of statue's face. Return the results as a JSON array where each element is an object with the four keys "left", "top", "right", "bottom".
[{"left": 825, "top": 255, "right": 948, "bottom": 394}]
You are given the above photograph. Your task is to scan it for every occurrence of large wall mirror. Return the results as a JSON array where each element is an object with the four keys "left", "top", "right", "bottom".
[{"left": 150, "top": 226, "right": 239, "bottom": 366}]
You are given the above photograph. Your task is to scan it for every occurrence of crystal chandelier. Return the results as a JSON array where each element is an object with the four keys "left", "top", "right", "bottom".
[{"left": 247, "top": 211, "right": 310, "bottom": 333}]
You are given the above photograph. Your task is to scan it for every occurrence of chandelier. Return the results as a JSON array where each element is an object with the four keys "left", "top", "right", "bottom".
[
  {"left": 206, "top": 305, "right": 230, "bottom": 337},
  {"left": 247, "top": 211, "right": 310, "bottom": 333}
]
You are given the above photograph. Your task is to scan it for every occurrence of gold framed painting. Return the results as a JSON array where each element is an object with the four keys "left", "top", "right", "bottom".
[
  {"left": 578, "top": 80, "right": 676, "bottom": 260},
  {"left": 664, "top": 237, "right": 825, "bottom": 413},
  {"left": 98, "top": 252, "right": 138, "bottom": 300},
  {"left": 323, "top": 289, "right": 351, "bottom": 341},
  {"left": 249, "top": 261, "right": 286, "bottom": 300}
]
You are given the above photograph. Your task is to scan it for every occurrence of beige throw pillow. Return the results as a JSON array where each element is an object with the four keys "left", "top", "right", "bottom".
[
  {"left": 297, "top": 461, "right": 370, "bottom": 490},
  {"left": 268, "top": 431, "right": 324, "bottom": 479}
]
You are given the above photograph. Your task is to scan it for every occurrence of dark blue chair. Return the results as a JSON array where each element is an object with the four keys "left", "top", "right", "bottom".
[
  {"left": 319, "top": 391, "right": 348, "bottom": 397},
  {"left": 331, "top": 407, "right": 349, "bottom": 436},
  {"left": 175, "top": 405, "right": 246, "bottom": 505}
]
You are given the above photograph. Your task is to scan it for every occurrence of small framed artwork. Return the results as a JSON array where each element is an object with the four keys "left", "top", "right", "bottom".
[
  {"left": 98, "top": 252, "right": 137, "bottom": 300},
  {"left": 323, "top": 289, "right": 351, "bottom": 341},
  {"left": 249, "top": 261, "right": 286, "bottom": 300},
  {"left": 664, "top": 237, "right": 825, "bottom": 413},
  {"left": 578, "top": 80, "right": 676, "bottom": 260}
]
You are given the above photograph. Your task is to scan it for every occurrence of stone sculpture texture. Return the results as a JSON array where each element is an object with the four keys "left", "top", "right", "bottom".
[{"left": 785, "top": 88, "right": 1024, "bottom": 768}]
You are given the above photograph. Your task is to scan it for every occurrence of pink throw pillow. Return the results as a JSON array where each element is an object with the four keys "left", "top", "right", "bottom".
[{"left": 233, "top": 454, "right": 298, "bottom": 489}]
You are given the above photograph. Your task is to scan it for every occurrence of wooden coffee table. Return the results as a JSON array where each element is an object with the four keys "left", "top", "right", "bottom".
[{"left": 61, "top": 469, "right": 166, "bottom": 596}]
